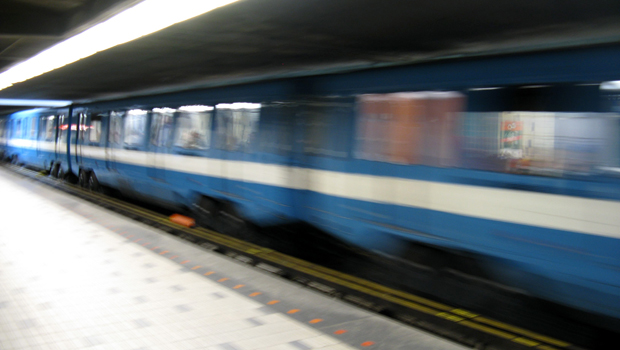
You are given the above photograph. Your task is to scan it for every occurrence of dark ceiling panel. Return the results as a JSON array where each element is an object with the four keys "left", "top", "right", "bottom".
[
  {"left": 0, "top": 0, "right": 142, "bottom": 79},
  {"left": 0, "top": 1, "right": 67, "bottom": 36},
  {"left": 1, "top": 0, "right": 620, "bottom": 105}
]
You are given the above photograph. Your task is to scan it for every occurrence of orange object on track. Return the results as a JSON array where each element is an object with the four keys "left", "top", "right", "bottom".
[{"left": 169, "top": 214, "right": 196, "bottom": 228}]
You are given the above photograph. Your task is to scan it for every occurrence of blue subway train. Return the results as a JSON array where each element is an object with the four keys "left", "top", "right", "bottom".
[{"left": 2, "top": 44, "right": 620, "bottom": 322}]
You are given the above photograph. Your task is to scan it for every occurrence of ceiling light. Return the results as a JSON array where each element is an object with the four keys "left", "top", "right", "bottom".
[
  {"left": 0, "top": 0, "right": 240, "bottom": 91},
  {"left": 600, "top": 81, "right": 620, "bottom": 90},
  {"left": 0, "top": 99, "right": 72, "bottom": 107}
]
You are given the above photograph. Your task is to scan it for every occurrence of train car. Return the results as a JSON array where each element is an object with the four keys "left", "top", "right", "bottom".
[
  {"left": 4, "top": 44, "right": 620, "bottom": 323},
  {"left": 3, "top": 108, "right": 72, "bottom": 177}
]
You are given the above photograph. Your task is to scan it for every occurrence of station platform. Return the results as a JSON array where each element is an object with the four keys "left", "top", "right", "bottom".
[{"left": 0, "top": 167, "right": 466, "bottom": 350}]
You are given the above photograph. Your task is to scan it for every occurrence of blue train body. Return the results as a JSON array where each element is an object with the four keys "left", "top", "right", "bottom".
[{"left": 2, "top": 45, "right": 620, "bottom": 321}]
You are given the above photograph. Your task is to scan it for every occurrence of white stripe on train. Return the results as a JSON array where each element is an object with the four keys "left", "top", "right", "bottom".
[{"left": 9, "top": 138, "right": 620, "bottom": 239}]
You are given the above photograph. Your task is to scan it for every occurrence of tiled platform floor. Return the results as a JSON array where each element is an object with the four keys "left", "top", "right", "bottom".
[{"left": 0, "top": 167, "right": 466, "bottom": 350}]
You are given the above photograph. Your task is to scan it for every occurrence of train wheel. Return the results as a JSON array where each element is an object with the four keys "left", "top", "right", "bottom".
[
  {"left": 57, "top": 167, "right": 66, "bottom": 181},
  {"left": 88, "top": 172, "right": 100, "bottom": 192},
  {"left": 78, "top": 170, "right": 88, "bottom": 188},
  {"left": 50, "top": 163, "right": 59, "bottom": 178},
  {"left": 194, "top": 197, "right": 219, "bottom": 230}
]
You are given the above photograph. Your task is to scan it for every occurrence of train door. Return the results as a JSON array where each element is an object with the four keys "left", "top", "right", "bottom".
[
  {"left": 212, "top": 105, "right": 230, "bottom": 198},
  {"left": 229, "top": 102, "right": 297, "bottom": 225},
  {"left": 296, "top": 99, "right": 355, "bottom": 240},
  {"left": 23, "top": 116, "right": 37, "bottom": 165},
  {"left": 36, "top": 115, "right": 46, "bottom": 167},
  {"left": 169, "top": 105, "right": 214, "bottom": 201},
  {"left": 106, "top": 111, "right": 124, "bottom": 186},
  {"left": 41, "top": 115, "right": 55, "bottom": 170},
  {"left": 354, "top": 93, "right": 433, "bottom": 247},
  {"left": 76, "top": 111, "right": 88, "bottom": 166},
  {"left": 213, "top": 103, "right": 261, "bottom": 202},
  {"left": 146, "top": 108, "right": 175, "bottom": 203},
  {"left": 55, "top": 114, "right": 67, "bottom": 167},
  {"left": 120, "top": 109, "right": 149, "bottom": 194}
]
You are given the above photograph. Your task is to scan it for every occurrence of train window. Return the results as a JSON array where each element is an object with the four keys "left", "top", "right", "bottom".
[
  {"left": 19, "top": 119, "right": 26, "bottom": 138},
  {"left": 38, "top": 117, "right": 46, "bottom": 140},
  {"left": 301, "top": 101, "right": 351, "bottom": 158},
  {"left": 14, "top": 120, "right": 20, "bottom": 138},
  {"left": 174, "top": 105, "right": 212, "bottom": 149},
  {"left": 109, "top": 111, "right": 124, "bottom": 146},
  {"left": 355, "top": 92, "right": 464, "bottom": 165},
  {"left": 460, "top": 112, "right": 620, "bottom": 176},
  {"left": 58, "top": 115, "right": 68, "bottom": 144},
  {"left": 215, "top": 103, "right": 260, "bottom": 152},
  {"left": 29, "top": 117, "right": 37, "bottom": 139},
  {"left": 258, "top": 104, "right": 294, "bottom": 155},
  {"left": 44, "top": 116, "right": 55, "bottom": 141},
  {"left": 77, "top": 113, "right": 88, "bottom": 142},
  {"left": 150, "top": 108, "right": 175, "bottom": 147},
  {"left": 16, "top": 119, "right": 21, "bottom": 138},
  {"left": 88, "top": 114, "right": 103, "bottom": 143},
  {"left": 123, "top": 109, "right": 147, "bottom": 148},
  {"left": 38, "top": 116, "right": 52, "bottom": 141}
]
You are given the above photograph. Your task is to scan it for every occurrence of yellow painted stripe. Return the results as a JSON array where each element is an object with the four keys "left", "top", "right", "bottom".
[
  {"left": 537, "top": 345, "right": 560, "bottom": 350},
  {"left": 435, "top": 312, "right": 464, "bottom": 322},
  {"left": 459, "top": 321, "right": 515, "bottom": 339},
  {"left": 513, "top": 337, "right": 540, "bottom": 347},
  {"left": 451, "top": 309, "right": 478, "bottom": 318},
  {"left": 474, "top": 317, "right": 570, "bottom": 347}
]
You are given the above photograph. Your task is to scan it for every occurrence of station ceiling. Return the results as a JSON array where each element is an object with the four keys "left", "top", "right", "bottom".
[{"left": 2, "top": 0, "right": 620, "bottom": 114}]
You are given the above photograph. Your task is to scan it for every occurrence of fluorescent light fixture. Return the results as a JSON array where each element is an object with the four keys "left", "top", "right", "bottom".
[
  {"left": 179, "top": 105, "right": 214, "bottom": 112},
  {"left": 216, "top": 102, "right": 262, "bottom": 110},
  {"left": 600, "top": 81, "right": 620, "bottom": 90},
  {"left": 152, "top": 107, "right": 176, "bottom": 113},
  {"left": 0, "top": 99, "right": 71, "bottom": 107},
  {"left": 0, "top": 0, "right": 240, "bottom": 90}
]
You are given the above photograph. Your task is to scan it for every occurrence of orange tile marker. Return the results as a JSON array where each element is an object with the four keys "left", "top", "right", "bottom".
[{"left": 169, "top": 214, "right": 196, "bottom": 228}]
